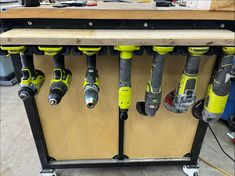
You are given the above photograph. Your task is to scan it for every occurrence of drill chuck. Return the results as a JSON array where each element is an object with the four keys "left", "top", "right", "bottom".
[
  {"left": 18, "top": 69, "right": 45, "bottom": 100},
  {"left": 48, "top": 88, "right": 65, "bottom": 105},
  {"left": 19, "top": 92, "right": 29, "bottom": 100},
  {"left": 84, "top": 85, "right": 99, "bottom": 109},
  {"left": 48, "top": 70, "right": 71, "bottom": 105},
  {"left": 18, "top": 86, "right": 34, "bottom": 100}
]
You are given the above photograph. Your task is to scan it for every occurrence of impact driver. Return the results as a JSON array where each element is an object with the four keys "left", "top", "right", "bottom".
[
  {"left": 1, "top": 46, "right": 45, "bottom": 100},
  {"left": 39, "top": 46, "right": 72, "bottom": 105}
]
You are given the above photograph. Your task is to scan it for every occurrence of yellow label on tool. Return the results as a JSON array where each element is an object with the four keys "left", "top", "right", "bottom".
[
  {"left": 178, "top": 74, "right": 197, "bottom": 95},
  {"left": 204, "top": 85, "right": 228, "bottom": 114},
  {"left": 118, "top": 86, "right": 132, "bottom": 109}
]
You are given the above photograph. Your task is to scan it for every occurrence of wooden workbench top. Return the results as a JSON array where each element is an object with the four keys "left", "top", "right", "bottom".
[
  {"left": 1, "top": 28, "right": 234, "bottom": 46},
  {"left": 0, "top": 3, "right": 234, "bottom": 20}
]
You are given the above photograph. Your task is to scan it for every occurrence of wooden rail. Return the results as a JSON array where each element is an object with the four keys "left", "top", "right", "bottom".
[{"left": 0, "top": 29, "right": 234, "bottom": 46}]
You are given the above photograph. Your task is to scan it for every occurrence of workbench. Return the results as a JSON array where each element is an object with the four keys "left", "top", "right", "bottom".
[{"left": 0, "top": 2, "right": 235, "bottom": 176}]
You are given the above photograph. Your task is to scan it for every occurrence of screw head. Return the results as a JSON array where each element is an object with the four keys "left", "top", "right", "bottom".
[
  {"left": 144, "top": 22, "right": 148, "bottom": 27},
  {"left": 28, "top": 21, "right": 33, "bottom": 26},
  {"left": 220, "top": 23, "right": 225, "bottom": 28},
  {"left": 88, "top": 22, "right": 93, "bottom": 26}
]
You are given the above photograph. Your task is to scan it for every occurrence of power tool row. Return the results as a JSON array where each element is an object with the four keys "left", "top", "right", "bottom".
[{"left": 1, "top": 45, "right": 234, "bottom": 123}]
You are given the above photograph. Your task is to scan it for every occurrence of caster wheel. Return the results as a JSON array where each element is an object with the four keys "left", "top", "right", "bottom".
[
  {"left": 227, "top": 116, "right": 235, "bottom": 131},
  {"left": 183, "top": 165, "right": 199, "bottom": 176}
]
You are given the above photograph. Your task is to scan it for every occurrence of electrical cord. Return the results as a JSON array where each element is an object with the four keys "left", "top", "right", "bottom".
[
  {"left": 208, "top": 124, "right": 235, "bottom": 162},
  {"left": 199, "top": 157, "right": 233, "bottom": 176}
]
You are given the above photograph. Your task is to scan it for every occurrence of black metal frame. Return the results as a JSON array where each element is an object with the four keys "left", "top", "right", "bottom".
[
  {"left": 9, "top": 48, "right": 208, "bottom": 170},
  {"left": 1, "top": 19, "right": 235, "bottom": 31},
  {"left": 2, "top": 18, "right": 233, "bottom": 171}
]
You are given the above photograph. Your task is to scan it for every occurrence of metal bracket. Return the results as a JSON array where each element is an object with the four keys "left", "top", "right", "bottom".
[
  {"left": 40, "top": 169, "right": 57, "bottom": 176},
  {"left": 113, "top": 154, "right": 129, "bottom": 160},
  {"left": 183, "top": 164, "right": 199, "bottom": 176}
]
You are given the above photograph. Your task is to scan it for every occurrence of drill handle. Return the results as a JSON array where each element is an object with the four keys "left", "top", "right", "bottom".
[
  {"left": 86, "top": 54, "right": 98, "bottom": 83},
  {"left": 212, "top": 55, "right": 234, "bottom": 95},
  {"left": 20, "top": 54, "right": 36, "bottom": 78},
  {"left": 118, "top": 55, "right": 132, "bottom": 111},
  {"left": 53, "top": 54, "right": 65, "bottom": 70},
  {"left": 119, "top": 57, "right": 132, "bottom": 87},
  {"left": 149, "top": 53, "right": 165, "bottom": 92},
  {"left": 184, "top": 55, "right": 200, "bottom": 75},
  {"left": 86, "top": 54, "right": 96, "bottom": 70}
]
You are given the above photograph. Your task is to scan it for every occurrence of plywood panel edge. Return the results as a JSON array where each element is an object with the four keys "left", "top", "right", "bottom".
[
  {"left": 0, "top": 29, "right": 234, "bottom": 46},
  {"left": 0, "top": 8, "right": 234, "bottom": 20},
  {"left": 210, "top": 0, "right": 235, "bottom": 11}
]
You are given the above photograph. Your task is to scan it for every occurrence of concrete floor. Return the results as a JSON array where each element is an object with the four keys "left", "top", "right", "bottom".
[{"left": 0, "top": 85, "right": 234, "bottom": 176}]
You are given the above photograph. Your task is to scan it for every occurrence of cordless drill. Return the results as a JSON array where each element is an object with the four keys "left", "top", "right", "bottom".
[
  {"left": 170, "top": 47, "right": 209, "bottom": 112},
  {"left": 144, "top": 46, "right": 174, "bottom": 116},
  {"left": 78, "top": 47, "right": 101, "bottom": 109},
  {"left": 202, "top": 47, "right": 235, "bottom": 123},
  {"left": 114, "top": 46, "right": 140, "bottom": 119},
  {"left": 38, "top": 46, "right": 72, "bottom": 105},
  {"left": 1, "top": 46, "right": 45, "bottom": 100}
]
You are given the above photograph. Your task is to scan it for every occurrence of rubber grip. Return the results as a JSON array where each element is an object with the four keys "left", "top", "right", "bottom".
[
  {"left": 150, "top": 53, "right": 165, "bottom": 92},
  {"left": 184, "top": 55, "right": 200, "bottom": 75},
  {"left": 204, "top": 85, "right": 229, "bottom": 114},
  {"left": 211, "top": 55, "right": 233, "bottom": 96},
  {"left": 20, "top": 54, "right": 36, "bottom": 77},
  {"left": 86, "top": 54, "right": 96, "bottom": 69},
  {"left": 120, "top": 58, "right": 132, "bottom": 87},
  {"left": 53, "top": 54, "right": 65, "bottom": 69},
  {"left": 86, "top": 54, "right": 97, "bottom": 83},
  {"left": 220, "top": 55, "right": 234, "bottom": 67}
]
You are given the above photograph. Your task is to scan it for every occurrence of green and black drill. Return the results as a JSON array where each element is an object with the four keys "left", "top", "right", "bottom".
[
  {"left": 78, "top": 47, "right": 101, "bottom": 109},
  {"left": 39, "top": 46, "right": 72, "bottom": 105},
  {"left": 1, "top": 46, "right": 45, "bottom": 100}
]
